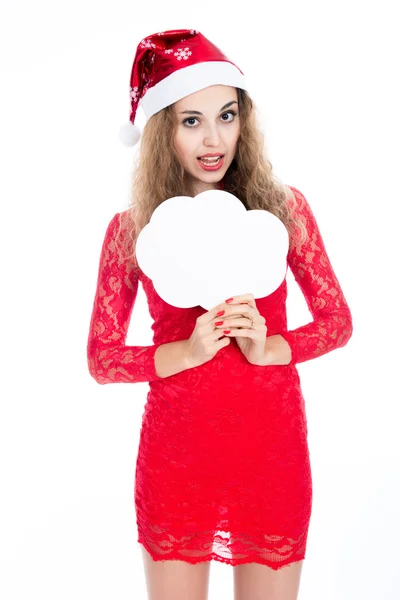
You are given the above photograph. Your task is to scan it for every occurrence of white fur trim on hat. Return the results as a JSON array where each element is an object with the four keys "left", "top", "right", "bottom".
[{"left": 139, "top": 61, "right": 247, "bottom": 119}]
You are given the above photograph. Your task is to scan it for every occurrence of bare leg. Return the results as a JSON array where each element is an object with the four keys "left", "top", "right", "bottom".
[
  {"left": 233, "top": 559, "right": 304, "bottom": 600},
  {"left": 141, "top": 545, "right": 212, "bottom": 600}
]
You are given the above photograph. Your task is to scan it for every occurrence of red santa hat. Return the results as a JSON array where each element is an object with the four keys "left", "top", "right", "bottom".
[{"left": 119, "top": 29, "right": 248, "bottom": 147}]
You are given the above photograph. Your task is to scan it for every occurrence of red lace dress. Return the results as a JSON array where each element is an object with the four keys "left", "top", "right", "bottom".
[{"left": 87, "top": 186, "right": 353, "bottom": 569}]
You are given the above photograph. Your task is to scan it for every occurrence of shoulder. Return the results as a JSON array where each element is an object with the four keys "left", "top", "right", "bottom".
[
  {"left": 281, "top": 185, "right": 303, "bottom": 219},
  {"left": 105, "top": 210, "right": 133, "bottom": 239},
  {"left": 285, "top": 185, "right": 307, "bottom": 207},
  {"left": 116, "top": 208, "right": 137, "bottom": 230}
]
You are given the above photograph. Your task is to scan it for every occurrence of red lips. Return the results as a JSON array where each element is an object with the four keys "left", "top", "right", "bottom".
[{"left": 198, "top": 153, "right": 224, "bottom": 158}]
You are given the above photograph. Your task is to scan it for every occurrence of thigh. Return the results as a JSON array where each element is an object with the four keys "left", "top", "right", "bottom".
[
  {"left": 233, "top": 559, "right": 304, "bottom": 600},
  {"left": 141, "top": 546, "right": 212, "bottom": 600}
]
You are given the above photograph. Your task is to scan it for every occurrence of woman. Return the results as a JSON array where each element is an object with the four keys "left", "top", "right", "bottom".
[{"left": 87, "top": 29, "right": 353, "bottom": 600}]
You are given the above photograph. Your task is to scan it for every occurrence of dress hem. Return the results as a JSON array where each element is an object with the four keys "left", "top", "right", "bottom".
[{"left": 138, "top": 538, "right": 306, "bottom": 570}]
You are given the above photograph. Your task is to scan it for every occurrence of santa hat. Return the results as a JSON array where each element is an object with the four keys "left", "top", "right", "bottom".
[{"left": 119, "top": 29, "right": 247, "bottom": 147}]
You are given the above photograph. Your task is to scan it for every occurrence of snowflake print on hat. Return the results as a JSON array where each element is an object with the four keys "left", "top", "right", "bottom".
[
  {"left": 174, "top": 47, "right": 192, "bottom": 60},
  {"left": 130, "top": 86, "right": 140, "bottom": 103},
  {"left": 140, "top": 39, "right": 156, "bottom": 49}
]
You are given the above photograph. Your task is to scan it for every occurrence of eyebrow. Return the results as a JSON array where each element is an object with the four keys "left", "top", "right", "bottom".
[{"left": 178, "top": 101, "right": 238, "bottom": 115}]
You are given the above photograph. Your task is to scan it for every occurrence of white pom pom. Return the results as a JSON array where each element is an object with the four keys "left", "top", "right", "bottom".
[{"left": 118, "top": 121, "right": 141, "bottom": 147}]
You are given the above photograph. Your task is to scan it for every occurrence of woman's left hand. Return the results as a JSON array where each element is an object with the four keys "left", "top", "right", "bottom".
[{"left": 215, "top": 293, "right": 268, "bottom": 365}]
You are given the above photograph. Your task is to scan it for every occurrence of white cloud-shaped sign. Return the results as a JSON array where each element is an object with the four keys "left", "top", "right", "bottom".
[{"left": 135, "top": 189, "right": 289, "bottom": 310}]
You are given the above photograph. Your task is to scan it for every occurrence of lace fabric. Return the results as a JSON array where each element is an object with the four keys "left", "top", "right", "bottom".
[
  {"left": 281, "top": 186, "right": 353, "bottom": 364},
  {"left": 86, "top": 214, "right": 165, "bottom": 384},
  {"left": 87, "top": 186, "right": 352, "bottom": 568}
]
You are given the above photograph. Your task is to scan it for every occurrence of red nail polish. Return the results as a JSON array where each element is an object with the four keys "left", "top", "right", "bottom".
[
  {"left": 215, "top": 321, "right": 224, "bottom": 326},
  {"left": 225, "top": 297, "right": 233, "bottom": 303},
  {"left": 223, "top": 329, "right": 231, "bottom": 334},
  {"left": 216, "top": 310, "right": 225, "bottom": 317}
]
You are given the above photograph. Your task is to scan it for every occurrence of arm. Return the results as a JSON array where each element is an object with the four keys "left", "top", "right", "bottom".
[
  {"left": 86, "top": 213, "right": 190, "bottom": 383},
  {"left": 272, "top": 186, "right": 353, "bottom": 366}
]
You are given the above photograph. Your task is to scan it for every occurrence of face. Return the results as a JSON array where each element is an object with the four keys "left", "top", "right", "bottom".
[{"left": 173, "top": 85, "right": 240, "bottom": 195}]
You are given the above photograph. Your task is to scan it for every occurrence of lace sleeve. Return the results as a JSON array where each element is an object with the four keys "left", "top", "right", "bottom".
[
  {"left": 279, "top": 187, "right": 353, "bottom": 365},
  {"left": 86, "top": 213, "right": 165, "bottom": 384}
]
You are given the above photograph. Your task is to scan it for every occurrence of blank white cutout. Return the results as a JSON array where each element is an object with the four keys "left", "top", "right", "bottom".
[{"left": 135, "top": 189, "right": 289, "bottom": 309}]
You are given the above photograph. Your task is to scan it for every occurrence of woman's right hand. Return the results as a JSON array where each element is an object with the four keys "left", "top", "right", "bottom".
[{"left": 184, "top": 302, "right": 232, "bottom": 369}]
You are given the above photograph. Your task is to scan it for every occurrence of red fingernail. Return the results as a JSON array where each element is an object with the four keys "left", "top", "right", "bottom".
[
  {"left": 223, "top": 329, "right": 231, "bottom": 334},
  {"left": 215, "top": 321, "right": 224, "bottom": 326},
  {"left": 216, "top": 310, "right": 225, "bottom": 317},
  {"left": 225, "top": 297, "right": 233, "bottom": 303}
]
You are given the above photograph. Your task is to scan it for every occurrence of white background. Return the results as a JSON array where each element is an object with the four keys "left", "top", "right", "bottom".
[{"left": 1, "top": 1, "right": 398, "bottom": 599}]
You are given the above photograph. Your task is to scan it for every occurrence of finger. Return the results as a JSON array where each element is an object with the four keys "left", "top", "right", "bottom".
[
  {"left": 205, "top": 295, "right": 257, "bottom": 328},
  {"left": 227, "top": 305, "right": 259, "bottom": 323},
  {"left": 222, "top": 302, "right": 256, "bottom": 319},
  {"left": 221, "top": 327, "right": 258, "bottom": 338},
  {"left": 197, "top": 302, "right": 231, "bottom": 329},
  {"left": 214, "top": 316, "right": 253, "bottom": 329},
  {"left": 225, "top": 294, "right": 257, "bottom": 311},
  {"left": 222, "top": 320, "right": 267, "bottom": 336},
  {"left": 210, "top": 304, "right": 249, "bottom": 325}
]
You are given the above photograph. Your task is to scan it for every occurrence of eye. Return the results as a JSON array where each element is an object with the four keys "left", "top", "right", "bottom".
[
  {"left": 183, "top": 117, "right": 199, "bottom": 127},
  {"left": 221, "top": 110, "right": 237, "bottom": 122},
  {"left": 182, "top": 110, "right": 238, "bottom": 128}
]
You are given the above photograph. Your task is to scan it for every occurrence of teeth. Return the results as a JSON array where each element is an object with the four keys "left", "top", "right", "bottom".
[{"left": 199, "top": 156, "right": 222, "bottom": 164}]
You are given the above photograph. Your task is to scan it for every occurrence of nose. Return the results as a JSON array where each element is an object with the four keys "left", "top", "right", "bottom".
[{"left": 203, "top": 122, "right": 221, "bottom": 146}]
